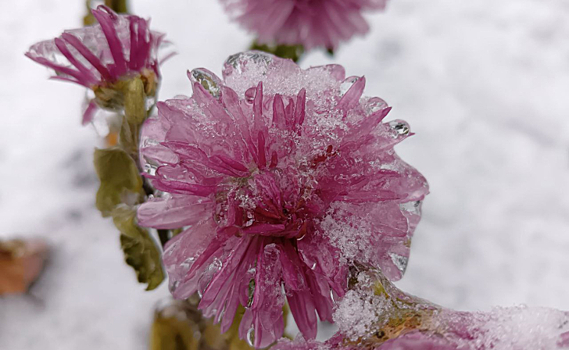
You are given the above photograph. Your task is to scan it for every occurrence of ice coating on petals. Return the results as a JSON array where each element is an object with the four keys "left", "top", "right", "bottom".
[
  {"left": 138, "top": 51, "right": 428, "bottom": 346},
  {"left": 27, "top": 6, "right": 168, "bottom": 86},
  {"left": 220, "top": 0, "right": 389, "bottom": 50},
  {"left": 26, "top": 5, "right": 172, "bottom": 123}
]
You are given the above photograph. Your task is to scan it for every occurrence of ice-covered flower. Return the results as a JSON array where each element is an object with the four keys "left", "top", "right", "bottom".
[
  {"left": 220, "top": 0, "right": 389, "bottom": 50},
  {"left": 137, "top": 51, "right": 427, "bottom": 347},
  {"left": 26, "top": 5, "right": 171, "bottom": 124},
  {"left": 275, "top": 270, "right": 569, "bottom": 350}
]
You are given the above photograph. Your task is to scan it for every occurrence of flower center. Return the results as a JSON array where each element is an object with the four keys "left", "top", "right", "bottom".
[{"left": 215, "top": 168, "right": 312, "bottom": 240}]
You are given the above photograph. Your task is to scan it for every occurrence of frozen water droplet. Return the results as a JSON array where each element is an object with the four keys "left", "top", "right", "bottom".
[
  {"left": 388, "top": 120, "right": 410, "bottom": 138},
  {"left": 340, "top": 76, "right": 359, "bottom": 96},
  {"left": 215, "top": 304, "right": 227, "bottom": 323},
  {"left": 399, "top": 201, "right": 422, "bottom": 216},
  {"left": 211, "top": 258, "right": 223, "bottom": 271},
  {"left": 329, "top": 288, "right": 336, "bottom": 303},
  {"left": 247, "top": 278, "right": 255, "bottom": 308},
  {"left": 244, "top": 87, "right": 256, "bottom": 103},
  {"left": 364, "top": 97, "right": 388, "bottom": 115},
  {"left": 197, "top": 258, "right": 223, "bottom": 297},
  {"left": 247, "top": 327, "right": 255, "bottom": 347},
  {"left": 223, "top": 51, "right": 273, "bottom": 78},
  {"left": 180, "top": 257, "right": 195, "bottom": 271},
  {"left": 244, "top": 218, "right": 254, "bottom": 227},
  {"left": 389, "top": 253, "right": 409, "bottom": 274},
  {"left": 143, "top": 162, "right": 157, "bottom": 176},
  {"left": 311, "top": 261, "right": 317, "bottom": 270},
  {"left": 190, "top": 68, "right": 221, "bottom": 98}
]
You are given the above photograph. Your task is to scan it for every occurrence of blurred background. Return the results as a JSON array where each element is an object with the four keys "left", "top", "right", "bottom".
[{"left": 1, "top": 0, "right": 569, "bottom": 348}]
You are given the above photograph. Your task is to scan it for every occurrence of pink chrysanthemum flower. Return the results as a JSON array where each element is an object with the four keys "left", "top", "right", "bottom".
[
  {"left": 220, "top": 0, "right": 389, "bottom": 50},
  {"left": 26, "top": 5, "right": 171, "bottom": 124},
  {"left": 137, "top": 51, "right": 428, "bottom": 347}
]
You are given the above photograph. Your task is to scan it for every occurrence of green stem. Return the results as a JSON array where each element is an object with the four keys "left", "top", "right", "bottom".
[
  {"left": 84, "top": 0, "right": 129, "bottom": 26},
  {"left": 250, "top": 40, "right": 305, "bottom": 63},
  {"left": 122, "top": 76, "right": 172, "bottom": 247},
  {"left": 104, "top": 0, "right": 129, "bottom": 13}
]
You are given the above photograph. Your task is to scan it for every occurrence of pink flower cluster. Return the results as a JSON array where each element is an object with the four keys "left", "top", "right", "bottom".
[
  {"left": 137, "top": 51, "right": 428, "bottom": 347},
  {"left": 220, "top": 0, "right": 389, "bottom": 50},
  {"left": 26, "top": 6, "right": 170, "bottom": 124}
]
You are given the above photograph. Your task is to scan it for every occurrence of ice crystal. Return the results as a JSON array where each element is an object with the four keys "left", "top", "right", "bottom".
[
  {"left": 333, "top": 272, "right": 387, "bottom": 341},
  {"left": 453, "top": 306, "right": 569, "bottom": 350}
]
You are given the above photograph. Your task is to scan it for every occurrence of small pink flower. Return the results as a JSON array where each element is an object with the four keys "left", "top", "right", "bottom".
[
  {"left": 137, "top": 51, "right": 427, "bottom": 347},
  {"left": 26, "top": 5, "right": 171, "bottom": 124},
  {"left": 220, "top": 0, "right": 389, "bottom": 50}
]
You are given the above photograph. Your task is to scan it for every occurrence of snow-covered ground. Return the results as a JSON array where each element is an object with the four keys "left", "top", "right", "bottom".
[{"left": 1, "top": 0, "right": 569, "bottom": 348}]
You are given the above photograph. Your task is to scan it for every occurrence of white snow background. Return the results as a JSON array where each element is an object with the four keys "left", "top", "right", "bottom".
[{"left": 1, "top": 0, "right": 569, "bottom": 348}]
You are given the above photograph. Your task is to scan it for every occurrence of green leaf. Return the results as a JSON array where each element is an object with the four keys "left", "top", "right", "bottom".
[
  {"left": 113, "top": 206, "right": 164, "bottom": 290},
  {"left": 93, "top": 147, "right": 143, "bottom": 216}
]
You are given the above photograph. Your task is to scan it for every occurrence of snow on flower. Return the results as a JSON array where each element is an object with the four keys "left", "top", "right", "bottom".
[
  {"left": 26, "top": 5, "right": 171, "bottom": 124},
  {"left": 275, "top": 271, "right": 569, "bottom": 350},
  {"left": 220, "top": 0, "right": 389, "bottom": 50},
  {"left": 137, "top": 51, "right": 428, "bottom": 347}
]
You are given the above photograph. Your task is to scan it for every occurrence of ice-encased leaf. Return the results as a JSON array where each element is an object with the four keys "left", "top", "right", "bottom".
[
  {"left": 113, "top": 205, "right": 164, "bottom": 290},
  {"left": 93, "top": 147, "right": 143, "bottom": 216}
]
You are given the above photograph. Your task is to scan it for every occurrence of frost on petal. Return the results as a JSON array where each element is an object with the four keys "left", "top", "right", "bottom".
[
  {"left": 163, "top": 219, "right": 218, "bottom": 298},
  {"left": 239, "top": 242, "right": 286, "bottom": 348},
  {"left": 137, "top": 195, "right": 214, "bottom": 229},
  {"left": 451, "top": 306, "right": 569, "bottom": 350},
  {"left": 333, "top": 289, "right": 387, "bottom": 342},
  {"left": 139, "top": 51, "right": 428, "bottom": 346}
]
